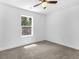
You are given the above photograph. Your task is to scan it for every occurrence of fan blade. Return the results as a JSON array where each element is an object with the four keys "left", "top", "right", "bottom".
[
  {"left": 33, "top": 3, "right": 42, "bottom": 7},
  {"left": 43, "top": 0, "right": 47, "bottom": 2},
  {"left": 39, "top": 0, "right": 42, "bottom": 1},
  {"left": 39, "top": 0, "right": 46, "bottom": 2},
  {"left": 47, "top": 1, "right": 57, "bottom": 4}
]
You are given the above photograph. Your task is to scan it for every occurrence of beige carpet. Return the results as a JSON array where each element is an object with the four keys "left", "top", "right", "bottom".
[{"left": 0, "top": 41, "right": 79, "bottom": 59}]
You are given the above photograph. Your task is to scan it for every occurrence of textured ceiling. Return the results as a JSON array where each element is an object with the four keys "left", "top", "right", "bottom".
[{"left": 0, "top": 0, "right": 79, "bottom": 14}]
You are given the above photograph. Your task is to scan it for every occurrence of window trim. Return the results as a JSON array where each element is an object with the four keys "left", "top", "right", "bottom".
[{"left": 21, "top": 15, "right": 33, "bottom": 37}]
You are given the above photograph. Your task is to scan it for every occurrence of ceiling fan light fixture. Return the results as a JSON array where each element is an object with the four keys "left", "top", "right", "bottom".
[
  {"left": 33, "top": 0, "right": 57, "bottom": 9},
  {"left": 42, "top": 2, "right": 48, "bottom": 9}
]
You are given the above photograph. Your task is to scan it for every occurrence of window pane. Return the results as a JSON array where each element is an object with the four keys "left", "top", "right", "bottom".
[
  {"left": 21, "top": 16, "right": 32, "bottom": 26},
  {"left": 22, "top": 27, "right": 32, "bottom": 35}
]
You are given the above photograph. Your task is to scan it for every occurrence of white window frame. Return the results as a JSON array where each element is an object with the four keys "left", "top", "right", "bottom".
[{"left": 21, "top": 15, "right": 33, "bottom": 37}]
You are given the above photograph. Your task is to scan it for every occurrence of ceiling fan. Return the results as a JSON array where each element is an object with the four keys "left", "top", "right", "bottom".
[{"left": 33, "top": 0, "right": 58, "bottom": 9}]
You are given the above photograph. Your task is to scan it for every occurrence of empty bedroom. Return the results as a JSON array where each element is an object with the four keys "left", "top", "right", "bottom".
[{"left": 0, "top": 0, "right": 79, "bottom": 59}]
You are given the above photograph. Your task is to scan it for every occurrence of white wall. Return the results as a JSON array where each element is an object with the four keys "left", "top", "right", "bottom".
[
  {"left": 46, "top": 5, "right": 79, "bottom": 50},
  {"left": 1, "top": 2, "right": 79, "bottom": 51},
  {"left": 0, "top": 3, "right": 46, "bottom": 51}
]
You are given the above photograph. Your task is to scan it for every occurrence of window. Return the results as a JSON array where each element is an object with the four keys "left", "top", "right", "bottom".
[{"left": 21, "top": 15, "right": 33, "bottom": 37}]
